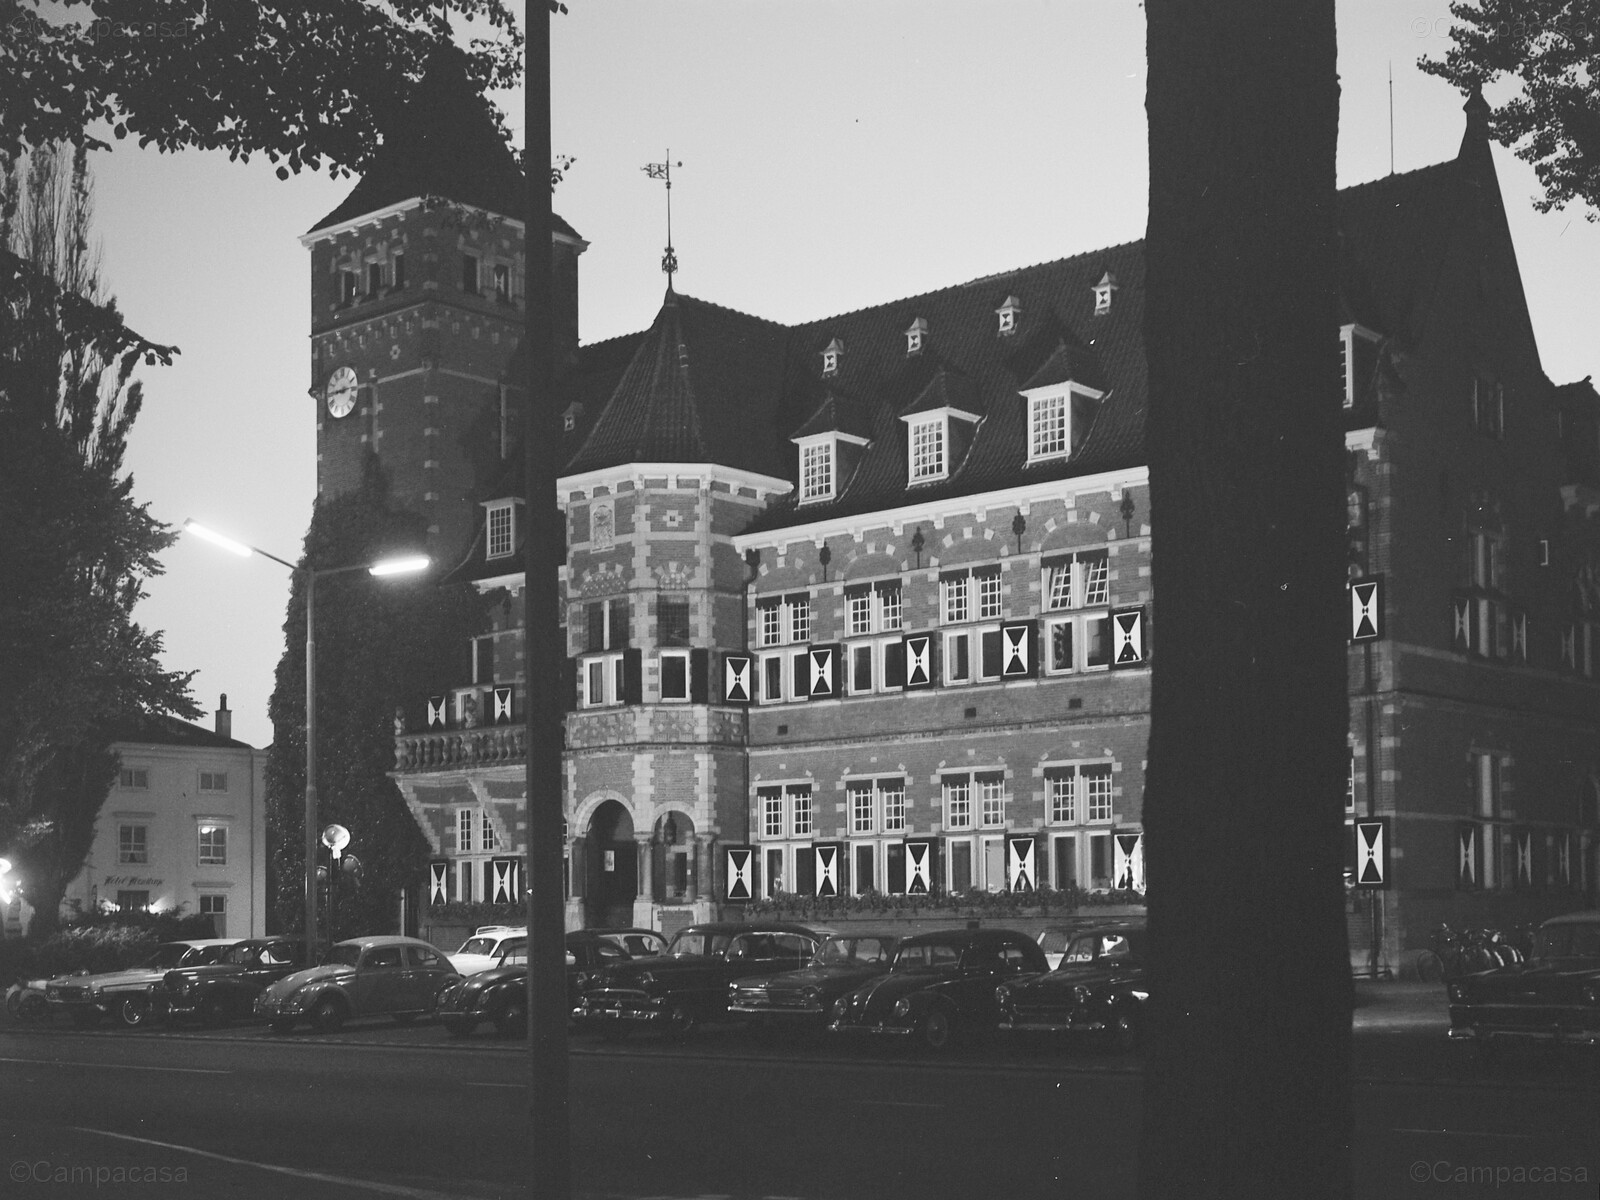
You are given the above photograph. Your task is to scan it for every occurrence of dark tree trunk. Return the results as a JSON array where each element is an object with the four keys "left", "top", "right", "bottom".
[{"left": 1139, "top": 4, "right": 1351, "bottom": 1197}]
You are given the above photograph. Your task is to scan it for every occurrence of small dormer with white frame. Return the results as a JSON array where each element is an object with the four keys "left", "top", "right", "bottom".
[
  {"left": 1340, "top": 322, "right": 1382, "bottom": 409},
  {"left": 1017, "top": 341, "right": 1107, "bottom": 465},
  {"left": 791, "top": 391, "right": 872, "bottom": 505},
  {"left": 899, "top": 369, "right": 982, "bottom": 486},
  {"left": 481, "top": 496, "right": 526, "bottom": 562}
]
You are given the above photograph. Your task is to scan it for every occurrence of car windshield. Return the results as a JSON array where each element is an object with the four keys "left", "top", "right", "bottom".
[
  {"left": 1063, "top": 936, "right": 1098, "bottom": 965},
  {"left": 1536, "top": 923, "right": 1600, "bottom": 959},
  {"left": 143, "top": 944, "right": 201, "bottom": 970},
  {"left": 324, "top": 944, "right": 362, "bottom": 967},
  {"left": 456, "top": 937, "right": 498, "bottom": 957},
  {"left": 892, "top": 942, "right": 959, "bottom": 970},
  {"left": 666, "top": 932, "right": 733, "bottom": 959},
  {"left": 222, "top": 944, "right": 261, "bottom": 966},
  {"left": 816, "top": 937, "right": 895, "bottom": 967}
]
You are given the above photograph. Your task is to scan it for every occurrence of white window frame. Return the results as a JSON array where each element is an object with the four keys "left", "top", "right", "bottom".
[
  {"left": 199, "top": 770, "right": 228, "bottom": 793},
  {"left": 486, "top": 501, "right": 516, "bottom": 559},
  {"left": 976, "top": 570, "right": 1003, "bottom": 621},
  {"left": 941, "top": 574, "right": 970, "bottom": 624},
  {"left": 1085, "top": 765, "right": 1114, "bottom": 823},
  {"left": 845, "top": 636, "right": 902, "bottom": 695},
  {"left": 878, "top": 584, "right": 903, "bottom": 631},
  {"left": 945, "top": 834, "right": 976, "bottom": 893},
  {"left": 849, "top": 590, "right": 873, "bottom": 636},
  {"left": 978, "top": 774, "right": 1007, "bottom": 828},
  {"left": 880, "top": 779, "right": 906, "bottom": 833},
  {"left": 658, "top": 649, "right": 691, "bottom": 703},
  {"left": 1043, "top": 612, "right": 1113, "bottom": 675},
  {"left": 943, "top": 629, "right": 973, "bottom": 685},
  {"left": 1050, "top": 832, "right": 1080, "bottom": 890},
  {"left": 118, "top": 824, "right": 148, "bottom": 865},
  {"left": 758, "top": 650, "right": 805, "bottom": 705},
  {"left": 980, "top": 834, "right": 1007, "bottom": 892},
  {"left": 119, "top": 767, "right": 148, "bottom": 789},
  {"left": 198, "top": 893, "right": 226, "bottom": 920},
  {"left": 1341, "top": 324, "right": 1380, "bottom": 409},
  {"left": 788, "top": 596, "right": 812, "bottom": 644},
  {"left": 789, "top": 786, "right": 813, "bottom": 837},
  {"left": 1045, "top": 761, "right": 1117, "bottom": 828},
  {"left": 943, "top": 775, "right": 973, "bottom": 830},
  {"left": 1023, "top": 383, "right": 1105, "bottom": 464},
  {"left": 849, "top": 780, "right": 875, "bottom": 835},
  {"left": 908, "top": 416, "right": 947, "bottom": 482},
  {"left": 850, "top": 841, "right": 878, "bottom": 895},
  {"left": 799, "top": 438, "right": 835, "bottom": 504},
  {"left": 758, "top": 601, "right": 783, "bottom": 647},
  {"left": 197, "top": 822, "right": 228, "bottom": 867},
  {"left": 582, "top": 652, "right": 625, "bottom": 708},
  {"left": 456, "top": 807, "right": 476, "bottom": 855},
  {"left": 760, "top": 789, "right": 785, "bottom": 839}
]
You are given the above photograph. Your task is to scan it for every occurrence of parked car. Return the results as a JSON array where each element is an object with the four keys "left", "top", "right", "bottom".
[
  {"left": 155, "top": 937, "right": 307, "bottom": 1027},
  {"left": 1446, "top": 910, "right": 1600, "bottom": 1057},
  {"left": 997, "top": 922, "right": 1149, "bottom": 1050},
  {"left": 437, "top": 928, "right": 663, "bottom": 1038},
  {"left": 1036, "top": 918, "right": 1142, "bottom": 970},
  {"left": 573, "top": 921, "right": 822, "bottom": 1040},
  {"left": 253, "top": 935, "right": 458, "bottom": 1033},
  {"left": 729, "top": 932, "right": 901, "bottom": 1035},
  {"left": 828, "top": 927, "right": 1047, "bottom": 1050},
  {"left": 447, "top": 925, "right": 527, "bottom": 976},
  {"left": 5, "top": 977, "right": 50, "bottom": 1022},
  {"left": 43, "top": 939, "right": 240, "bottom": 1029}
]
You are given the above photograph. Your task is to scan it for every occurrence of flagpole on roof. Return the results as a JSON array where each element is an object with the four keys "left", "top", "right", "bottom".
[{"left": 643, "top": 153, "right": 682, "bottom": 280}]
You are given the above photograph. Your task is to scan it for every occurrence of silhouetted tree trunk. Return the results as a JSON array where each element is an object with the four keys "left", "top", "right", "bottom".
[{"left": 1139, "top": 4, "right": 1351, "bottom": 1197}]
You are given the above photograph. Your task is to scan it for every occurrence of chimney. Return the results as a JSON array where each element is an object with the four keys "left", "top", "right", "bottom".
[{"left": 215, "top": 694, "right": 232, "bottom": 740}]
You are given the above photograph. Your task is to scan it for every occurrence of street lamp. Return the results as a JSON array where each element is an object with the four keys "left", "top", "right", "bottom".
[{"left": 184, "top": 519, "right": 429, "bottom": 960}]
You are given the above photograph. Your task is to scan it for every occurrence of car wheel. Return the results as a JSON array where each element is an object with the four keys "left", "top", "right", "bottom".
[
  {"left": 19, "top": 994, "right": 49, "bottom": 1023},
  {"left": 494, "top": 999, "right": 527, "bottom": 1038},
  {"left": 309, "top": 995, "right": 346, "bottom": 1033},
  {"left": 918, "top": 1007, "right": 954, "bottom": 1051},
  {"left": 115, "top": 995, "right": 152, "bottom": 1029},
  {"left": 5, "top": 990, "right": 21, "bottom": 1019},
  {"left": 664, "top": 1003, "right": 698, "bottom": 1040},
  {"left": 1107, "top": 1004, "right": 1143, "bottom": 1053}
]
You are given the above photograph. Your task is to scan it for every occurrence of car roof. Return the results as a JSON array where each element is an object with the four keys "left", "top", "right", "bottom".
[
  {"left": 1541, "top": 911, "right": 1600, "bottom": 927},
  {"left": 899, "top": 928, "right": 1031, "bottom": 946},
  {"left": 335, "top": 935, "right": 435, "bottom": 948},
  {"left": 164, "top": 939, "right": 239, "bottom": 949},
  {"left": 672, "top": 922, "right": 820, "bottom": 937},
  {"left": 1062, "top": 921, "right": 1147, "bottom": 937},
  {"left": 822, "top": 931, "right": 901, "bottom": 942}
]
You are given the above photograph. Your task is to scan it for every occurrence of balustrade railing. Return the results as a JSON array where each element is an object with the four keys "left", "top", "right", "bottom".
[{"left": 393, "top": 725, "right": 526, "bottom": 772}]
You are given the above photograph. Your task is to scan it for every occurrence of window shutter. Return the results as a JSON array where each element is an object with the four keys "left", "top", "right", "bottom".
[
  {"left": 883, "top": 639, "right": 906, "bottom": 689},
  {"left": 610, "top": 597, "right": 629, "bottom": 647},
  {"left": 689, "top": 649, "right": 709, "bottom": 703},
  {"left": 792, "top": 650, "right": 810, "bottom": 701},
  {"left": 980, "top": 628, "right": 1004, "bottom": 677},
  {"left": 622, "top": 649, "right": 643, "bottom": 705}
]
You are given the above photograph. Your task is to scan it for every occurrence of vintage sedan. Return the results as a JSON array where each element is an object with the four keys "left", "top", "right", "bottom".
[
  {"left": 573, "top": 922, "right": 822, "bottom": 1040},
  {"left": 829, "top": 928, "right": 1047, "bottom": 1050},
  {"left": 254, "top": 935, "right": 458, "bottom": 1033},
  {"left": 729, "top": 932, "right": 900, "bottom": 1035},
  {"left": 1446, "top": 910, "right": 1600, "bottom": 1057},
  {"left": 446, "top": 925, "right": 527, "bottom": 976},
  {"left": 437, "top": 929, "right": 659, "bottom": 1038},
  {"left": 43, "top": 939, "right": 239, "bottom": 1028},
  {"left": 156, "top": 937, "right": 307, "bottom": 1027},
  {"left": 996, "top": 922, "right": 1149, "bottom": 1050}
]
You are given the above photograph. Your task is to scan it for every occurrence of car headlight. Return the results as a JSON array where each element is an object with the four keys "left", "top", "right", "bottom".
[
  {"left": 832, "top": 996, "right": 851, "bottom": 1017},
  {"left": 892, "top": 997, "right": 912, "bottom": 1018},
  {"left": 994, "top": 985, "right": 1011, "bottom": 1008}
]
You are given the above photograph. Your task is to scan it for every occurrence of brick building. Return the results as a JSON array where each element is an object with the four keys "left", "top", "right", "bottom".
[{"left": 310, "top": 75, "right": 1599, "bottom": 966}]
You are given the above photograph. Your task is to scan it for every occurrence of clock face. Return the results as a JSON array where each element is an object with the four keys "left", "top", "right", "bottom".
[{"left": 326, "top": 366, "right": 358, "bottom": 418}]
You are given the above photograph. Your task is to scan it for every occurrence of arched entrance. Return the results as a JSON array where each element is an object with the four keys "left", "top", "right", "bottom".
[{"left": 584, "top": 800, "right": 637, "bottom": 929}]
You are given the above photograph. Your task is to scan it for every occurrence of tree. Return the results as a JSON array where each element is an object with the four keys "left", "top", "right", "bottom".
[
  {"left": 0, "top": 145, "right": 197, "bottom": 934},
  {"left": 1422, "top": 0, "right": 1600, "bottom": 217},
  {"left": 1139, "top": 3, "right": 1350, "bottom": 1198},
  {"left": 263, "top": 463, "right": 493, "bottom": 938}
]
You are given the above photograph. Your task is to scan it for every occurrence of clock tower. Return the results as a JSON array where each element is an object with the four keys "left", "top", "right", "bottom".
[{"left": 299, "top": 52, "right": 584, "bottom": 566}]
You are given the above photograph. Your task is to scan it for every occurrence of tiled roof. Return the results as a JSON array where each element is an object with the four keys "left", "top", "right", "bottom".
[
  {"left": 110, "top": 712, "right": 255, "bottom": 751},
  {"left": 308, "top": 48, "right": 579, "bottom": 239},
  {"left": 553, "top": 118, "right": 1492, "bottom": 536}
]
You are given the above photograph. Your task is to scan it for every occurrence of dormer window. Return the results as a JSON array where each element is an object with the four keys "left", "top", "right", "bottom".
[
  {"left": 996, "top": 296, "right": 1021, "bottom": 336},
  {"left": 1341, "top": 324, "right": 1381, "bottom": 409},
  {"left": 905, "top": 317, "right": 928, "bottom": 357},
  {"left": 908, "top": 416, "right": 947, "bottom": 482},
  {"left": 821, "top": 337, "right": 845, "bottom": 377},
  {"left": 1024, "top": 383, "right": 1105, "bottom": 463},
  {"left": 799, "top": 438, "right": 835, "bottom": 503},
  {"left": 1093, "top": 272, "right": 1118, "bottom": 316},
  {"left": 483, "top": 499, "right": 522, "bottom": 560}
]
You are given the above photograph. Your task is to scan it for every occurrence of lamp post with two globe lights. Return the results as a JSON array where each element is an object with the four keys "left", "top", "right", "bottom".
[{"left": 182, "top": 519, "right": 428, "bottom": 958}]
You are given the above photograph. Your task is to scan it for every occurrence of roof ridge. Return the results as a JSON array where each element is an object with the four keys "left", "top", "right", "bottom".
[{"left": 1337, "top": 155, "right": 1457, "bottom": 197}]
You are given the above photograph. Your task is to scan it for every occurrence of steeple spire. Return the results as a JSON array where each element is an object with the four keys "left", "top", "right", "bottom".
[{"left": 642, "top": 153, "right": 683, "bottom": 280}]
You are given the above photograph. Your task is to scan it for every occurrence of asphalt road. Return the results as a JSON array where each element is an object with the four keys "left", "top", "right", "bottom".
[{"left": 0, "top": 983, "right": 1594, "bottom": 1200}]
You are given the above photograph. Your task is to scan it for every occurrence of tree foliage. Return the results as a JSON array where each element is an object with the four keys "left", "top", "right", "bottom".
[
  {"left": 0, "top": 146, "right": 197, "bottom": 934},
  {"left": 264, "top": 463, "right": 493, "bottom": 938},
  {"left": 1422, "top": 0, "right": 1600, "bottom": 216}
]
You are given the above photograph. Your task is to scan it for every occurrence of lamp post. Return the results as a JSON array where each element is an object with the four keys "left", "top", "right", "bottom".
[{"left": 184, "top": 519, "right": 428, "bottom": 959}]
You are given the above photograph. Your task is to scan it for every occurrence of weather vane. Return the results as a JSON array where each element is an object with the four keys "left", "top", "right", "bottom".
[{"left": 641, "top": 152, "right": 682, "bottom": 278}]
